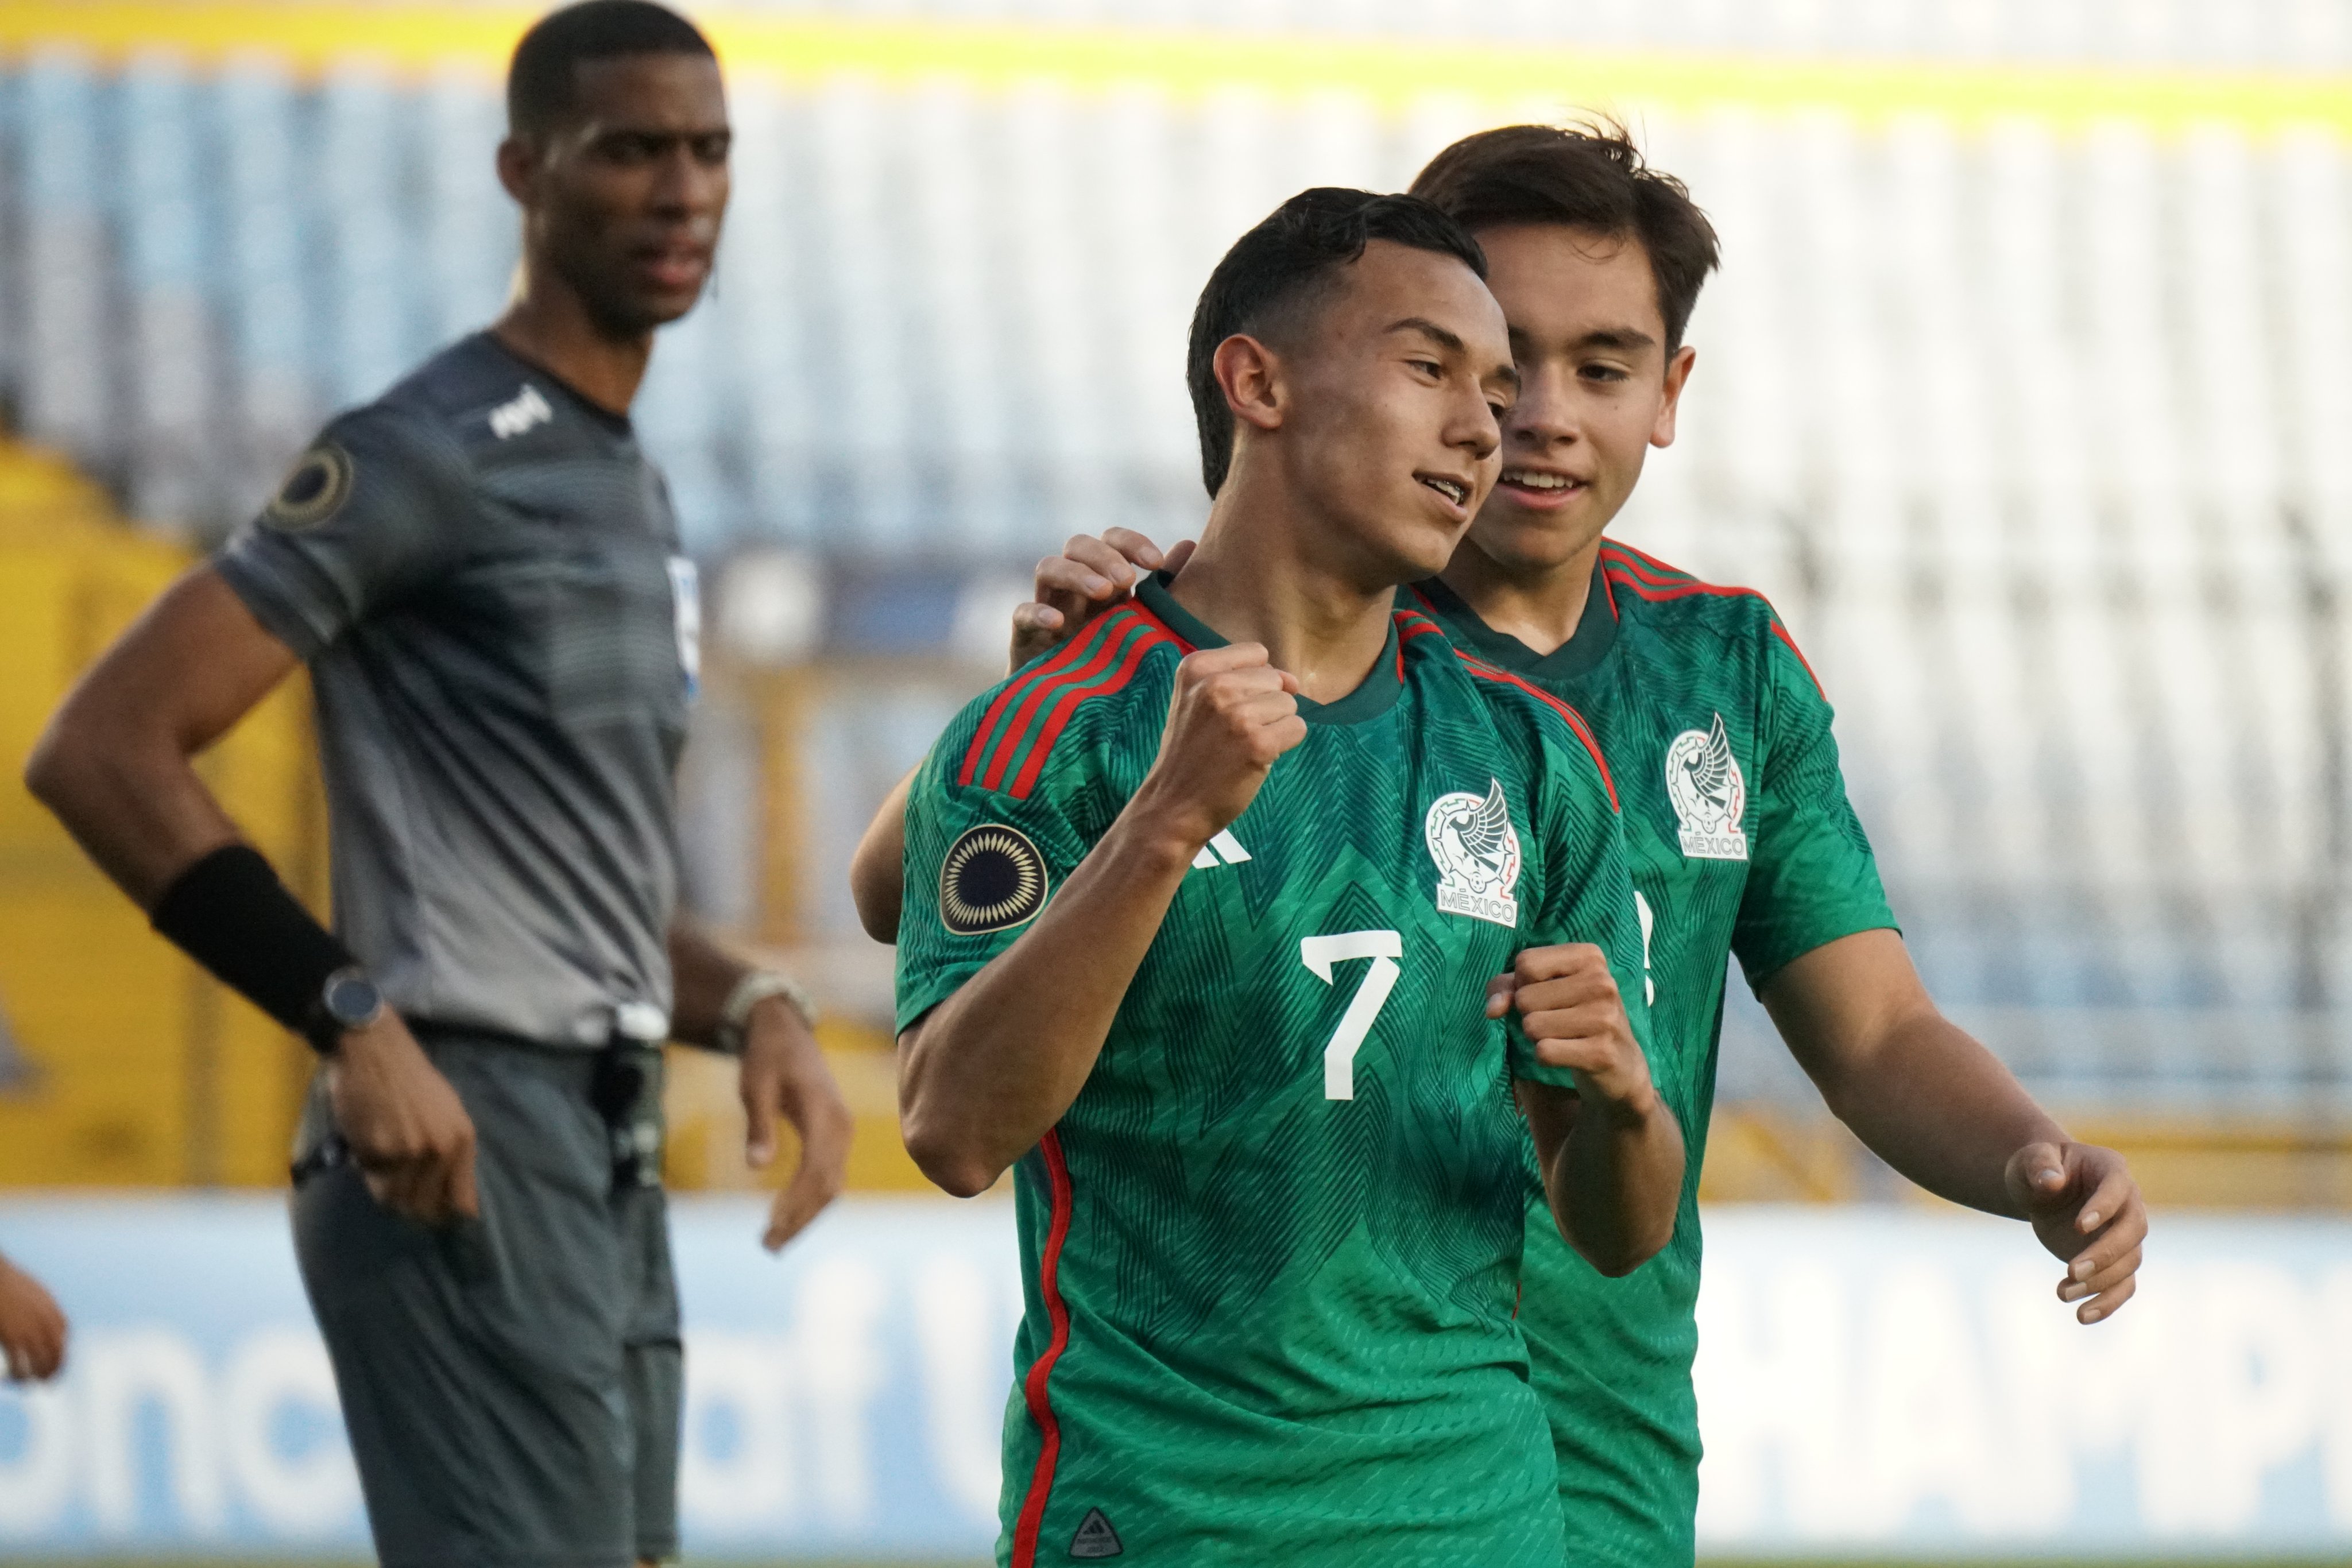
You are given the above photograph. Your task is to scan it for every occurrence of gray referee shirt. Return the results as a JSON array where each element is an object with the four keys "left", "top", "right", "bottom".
[{"left": 215, "top": 333, "right": 697, "bottom": 1048}]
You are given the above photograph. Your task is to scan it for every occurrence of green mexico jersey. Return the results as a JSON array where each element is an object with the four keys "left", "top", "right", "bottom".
[
  {"left": 896, "top": 573, "right": 1652, "bottom": 1567},
  {"left": 1410, "top": 539, "right": 1897, "bottom": 1567}
]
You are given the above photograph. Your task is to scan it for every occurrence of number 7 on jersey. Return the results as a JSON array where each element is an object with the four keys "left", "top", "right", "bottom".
[{"left": 1300, "top": 930, "right": 1403, "bottom": 1100}]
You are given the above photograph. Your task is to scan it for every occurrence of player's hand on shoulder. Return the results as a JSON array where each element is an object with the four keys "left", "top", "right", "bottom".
[
  {"left": 2005, "top": 1139, "right": 2146, "bottom": 1325},
  {"left": 0, "top": 1256, "right": 68, "bottom": 1384},
  {"left": 329, "top": 1012, "right": 481, "bottom": 1227},
  {"left": 1495, "top": 943, "right": 1658, "bottom": 1122},
  {"left": 1133, "top": 643, "right": 1306, "bottom": 849},
  {"left": 1009, "top": 531, "right": 1197, "bottom": 672}
]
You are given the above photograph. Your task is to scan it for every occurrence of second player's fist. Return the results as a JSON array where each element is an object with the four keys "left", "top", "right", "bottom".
[
  {"left": 1135, "top": 644, "right": 1306, "bottom": 849},
  {"left": 1492, "top": 943, "right": 1657, "bottom": 1120}
]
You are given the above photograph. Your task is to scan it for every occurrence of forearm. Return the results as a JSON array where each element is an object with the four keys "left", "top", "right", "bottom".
[
  {"left": 1809, "top": 1012, "right": 2063, "bottom": 1216},
  {"left": 27, "top": 727, "right": 243, "bottom": 908},
  {"left": 666, "top": 917, "right": 758, "bottom": 1048},
  {"left": 1525, "top": 1082, "right": 1685, "bottom": 1276},
  {"left": 898, "top": 805, "right": 1196, "bottom": 1197},
  {"left": 849, "top": 769, "right": 914, "bottom": 944}
]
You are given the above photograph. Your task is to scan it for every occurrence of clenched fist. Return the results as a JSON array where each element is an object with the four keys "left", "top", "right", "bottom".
[
  {"left": 1490, "top": 943, "right": 1657, "bottom": 1121},
  {"left": 1129, "top": 644, "right": 1307, "bottom": 851}
]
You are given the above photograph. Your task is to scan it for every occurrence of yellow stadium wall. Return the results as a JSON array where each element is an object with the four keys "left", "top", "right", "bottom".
[{"left": 0, "top": 450, "right": 324, "bottom": 1188}]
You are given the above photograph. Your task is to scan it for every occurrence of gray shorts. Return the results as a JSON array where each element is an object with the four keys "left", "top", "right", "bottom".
[{"left": 292, "top": 1028, "right": 682, "bottom": 1568}]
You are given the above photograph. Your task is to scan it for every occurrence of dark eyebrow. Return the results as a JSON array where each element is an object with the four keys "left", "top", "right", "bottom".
[
  {"left": 1386, "top": 317, "right": 1468, "bottom": 356},
  {"left": 1575, "top": 326, "right": 1658, "bottom": 352}
]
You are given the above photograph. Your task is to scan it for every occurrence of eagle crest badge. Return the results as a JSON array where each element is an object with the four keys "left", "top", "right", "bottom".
[
  {"left": 1665, "top": 714, "right": 1748, "bottom": 861},
  {"left": 1425, "top": 778, "right": 1522, "bottom": 927}
]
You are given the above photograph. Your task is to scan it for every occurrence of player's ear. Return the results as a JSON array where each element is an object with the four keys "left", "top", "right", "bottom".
[
  {"left": 1651, "top": 344, "right": 1696, "bottom": 450},
  {"left": 495, "top": 134, "right": 542, "bottom": 206},
  {"left": 1214, "top": 334, "right": 1286, "bottom": 435}
]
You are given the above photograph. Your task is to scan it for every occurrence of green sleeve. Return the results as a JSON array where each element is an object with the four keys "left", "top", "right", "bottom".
[
  {"left": 1731, "top": 626, "right": 1898, "bottom": 986},
  {"left": 892, "top": 707, "right": 1112, "bottom": 1036},
  {"left": 1514, "top": 730, "right": 1656, "bottom": 1091}
]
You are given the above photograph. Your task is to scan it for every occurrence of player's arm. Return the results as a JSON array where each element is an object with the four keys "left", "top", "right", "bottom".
[
  {"left": 1761, "top": 934, "right": 2144, "bottom": 1323},
  {"left": 1505, "top": 947, "right": 1685, "bottom": 1276},
  {"left": 0, "top": 1251, "right": 67, "bottom": 1384},
  {"left": 1737, "top": 619, "right": 2143, "bottom": 1322},
  {"left": 27, "top": 568, "right": 478, "bottom": 1226},
  {"left": 27, "top": 416, "right": 482, "bottom": 1226},
  {"left": 667, "top": 918, "right": 850, "bottom": 1250},
  {"left": 849, "top": 768, "right": 915, "bottom": 944},
  {"left": 898, "top": 644, "right": 1302, "bottom": 1197},
  {"left": 847, "top": 529, "right": 1192, "bottom": 947}
]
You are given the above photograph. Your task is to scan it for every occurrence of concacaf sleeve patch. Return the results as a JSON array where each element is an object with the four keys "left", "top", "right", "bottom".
[
  {"left": 265, "top": 443, "right": 354, "bottom": 529},
  {"left": 939, "top": 823, "right": 1049, "bottom": 934}
]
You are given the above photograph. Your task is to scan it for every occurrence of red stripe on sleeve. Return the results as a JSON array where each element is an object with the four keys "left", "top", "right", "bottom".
[
  {"left": 1597, "top": 539, "right": 1693, "bottom": 584},
  {"left": 1455, "top": 653, "right": 1620, "bottom": 812},
  {"left": 1009, "top": 1130, "right": 1077, "bottom": 1568},
  {"left": 1005, "top": 622, "right": 1174, "bottom": 799},
  {"left": 977, "top": 616, "right": 1141, "bottom": 793},
  {"left": 1769, "top": 620, "right": 1827, "bottom": 698},
  {"left": 960, "top": 618, "right": 1121, "bottom": 787}
]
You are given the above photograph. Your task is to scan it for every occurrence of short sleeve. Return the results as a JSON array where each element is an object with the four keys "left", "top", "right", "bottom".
[
  {"left": 1730, "top": 628, "right": 1898, "bottom": 985},
  {"left": 892, "top": 722, "right": 1107, "bottom": 1036},
  {"left": 212, "top": 406, "right": 471, "bottom": 659},
  {"left": 1512, "top": 726, "right": 1656, "bottom": 1091}
]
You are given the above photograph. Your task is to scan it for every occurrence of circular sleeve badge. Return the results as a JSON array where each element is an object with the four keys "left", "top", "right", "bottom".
[
  {"left": 264, "top": 443, "right": 354, "bottom": 529},
  {"left": 939, "top": 823, "right": 1049, "bottom": 935}
]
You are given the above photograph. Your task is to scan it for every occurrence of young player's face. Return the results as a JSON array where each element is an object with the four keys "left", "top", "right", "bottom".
[
  {"left": 528, "top": 53, "right": 732, "bottom": 336},
  {"left": 1462, "top": 223, "right": 1694, "bottom": 575},
  {"left": 1275, "top": 242, "right": 1517, "bottom": 583}
]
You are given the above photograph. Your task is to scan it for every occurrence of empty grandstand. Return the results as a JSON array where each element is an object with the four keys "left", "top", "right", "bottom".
[{"left": 1, "top": 0, "right": 2349, "bottom": 1125}]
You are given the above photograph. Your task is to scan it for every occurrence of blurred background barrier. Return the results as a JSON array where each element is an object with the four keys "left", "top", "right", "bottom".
[{"left": 1, "top": 1195, "right": 2350, "bottom": 1561}]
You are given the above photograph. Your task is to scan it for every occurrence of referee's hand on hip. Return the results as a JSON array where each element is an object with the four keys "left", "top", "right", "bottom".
[{"left": 328, "top": 1013, "right": 481, "bottom": 1225}]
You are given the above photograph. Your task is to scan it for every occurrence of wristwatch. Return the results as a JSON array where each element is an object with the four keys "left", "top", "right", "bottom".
[
  {"left": 715, "top": 970, "right": 816, "bottom": 1055},
  {"left": 304, "top": 965, "right": 385, "bottom": 1055}
]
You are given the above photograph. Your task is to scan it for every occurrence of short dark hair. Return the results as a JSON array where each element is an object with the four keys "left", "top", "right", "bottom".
[
  {"left": 1187, "top": 188, "right": 1487, "bottom": 498},
  {"left": 507, "top": 0, "right": 715, "bottom": 139},
  {"left": 1410, "top": 121, "right": 1720, "bottom": 353}
]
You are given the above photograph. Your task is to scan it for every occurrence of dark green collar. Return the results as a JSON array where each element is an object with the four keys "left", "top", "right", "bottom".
[
  {"left": 1409, "top": 558, "right": 1618, "bottom": 684},
  {"left": 1134, "top": 571, "right": 1403, "bottom": 726}
]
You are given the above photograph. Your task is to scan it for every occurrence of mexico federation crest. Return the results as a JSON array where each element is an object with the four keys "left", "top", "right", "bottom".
[
  {"left": 1665, "top": 713, "right": 1748, "bottom": 861},
  {"left": 1425, "top": 779, "right": 1522, "bottom": 927},
  {"left": 939, "top": 823, "right": 1049, "bottom": 935}
]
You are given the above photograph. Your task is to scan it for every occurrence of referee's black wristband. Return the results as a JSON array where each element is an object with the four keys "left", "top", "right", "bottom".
[{"left": 149, "top": 844, "right": 354, "bottom": 1042}]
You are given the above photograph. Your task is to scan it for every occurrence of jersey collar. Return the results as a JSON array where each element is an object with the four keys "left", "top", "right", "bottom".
[
  {"left": 1408, "top": 556, "right": 1618, "bottom": 684},
  {"left": 1133, "top": 571, "right": 1403, "bottom": 726}
]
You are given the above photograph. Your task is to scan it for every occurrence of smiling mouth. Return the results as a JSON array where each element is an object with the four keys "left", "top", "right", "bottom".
[
  {"left": 1501, "top": 469, "right": 1584, "bottom": 493},
  {"left": 1418, "top": 475, "right": 1469, "bottom": 507}
]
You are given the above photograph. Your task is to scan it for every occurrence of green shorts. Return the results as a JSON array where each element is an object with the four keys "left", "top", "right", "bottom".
[{"left": 291, "top": 1028, "right": 682, "bottom": 1568}]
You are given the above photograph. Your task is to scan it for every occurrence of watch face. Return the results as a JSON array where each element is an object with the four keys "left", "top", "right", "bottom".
[{"left": 324, "top": 973, "right": 382, "bottom": 1029}]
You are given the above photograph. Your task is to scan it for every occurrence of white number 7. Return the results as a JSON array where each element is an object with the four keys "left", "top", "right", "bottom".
[{"left": 1300, "top": 930, "right": 1403, "bottom": 1100}]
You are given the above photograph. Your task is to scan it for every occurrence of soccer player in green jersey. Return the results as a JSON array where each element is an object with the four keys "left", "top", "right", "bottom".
[
  {"left": 894, "top": 188, "right": 1685, "bottom": 1566},
  {"left": 858, "top": 125, "right": 2149, "bottom": 1568}
]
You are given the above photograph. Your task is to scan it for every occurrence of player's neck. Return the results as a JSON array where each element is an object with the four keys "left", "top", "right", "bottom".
[
  {"left": 1437, "top": 529, "right": 1605, "bottom": 657},
  {"left": 1171, "top": 501, "right": 1399, "bottom": 707},
  {"left": 492, "top": 268, "right": 654, "bottom": 417}
]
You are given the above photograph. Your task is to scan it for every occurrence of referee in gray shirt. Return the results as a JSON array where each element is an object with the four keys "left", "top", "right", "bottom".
[{"left": 26, "top": 6, "right": 850, "bottom": 1565}]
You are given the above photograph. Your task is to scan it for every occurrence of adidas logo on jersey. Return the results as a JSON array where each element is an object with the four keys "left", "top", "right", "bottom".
[
  {"left": 1189, "top": 829, "right": 1251, "bottom": 870},
  {"left": 1069, "top": 1507, "right": 1123, "bottom": 1558},
  {"left": 1665, "top": 714, "right": 1749, "bottom": 861},
  {"left": 488, "top": 383, "right": 554, "bottom": 440},
  {"left": 1425, "top": 779, "right": 1522, "bottom": 927}
]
